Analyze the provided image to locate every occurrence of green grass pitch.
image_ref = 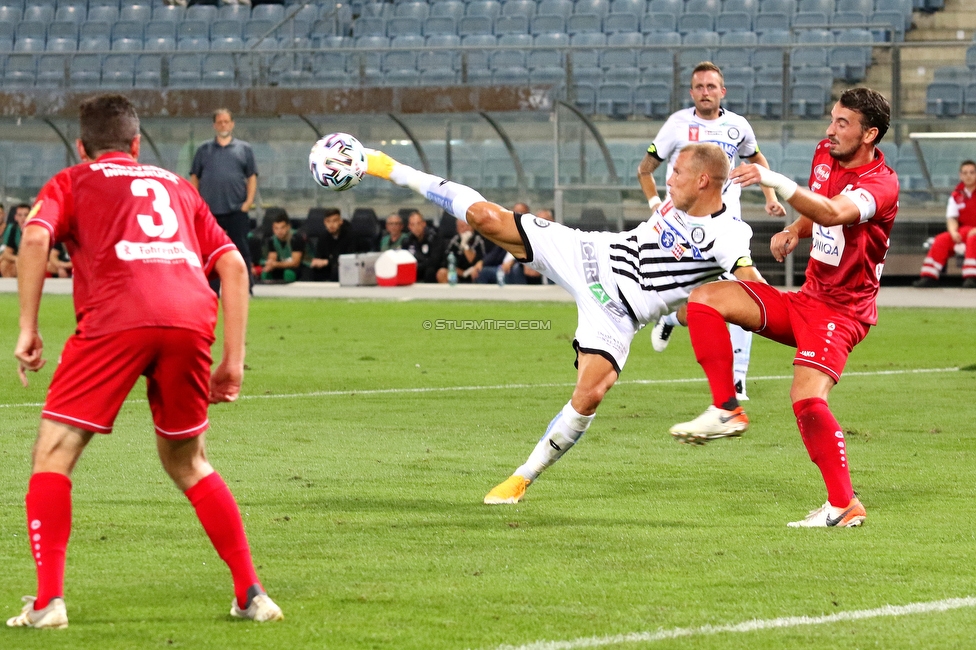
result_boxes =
[1,295,975,649]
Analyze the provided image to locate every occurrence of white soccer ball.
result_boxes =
[309,132,367,191]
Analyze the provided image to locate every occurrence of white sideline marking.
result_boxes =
[489,596,976,650]
[0,367,960,409]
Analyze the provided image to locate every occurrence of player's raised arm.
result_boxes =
[15,223,51,386]
[637,153,663,211]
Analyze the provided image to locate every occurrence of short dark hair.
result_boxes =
[323,208,341,219]
[213,108,232,122]
[839,88,890,145]
[16,203,30,211]
[691,61,724,86]
[272,212,290,225]
[79,94,139,158]
[961,160,976,170]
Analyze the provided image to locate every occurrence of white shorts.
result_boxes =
[515,213,638,374]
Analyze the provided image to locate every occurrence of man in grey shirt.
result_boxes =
[191,108,257,291]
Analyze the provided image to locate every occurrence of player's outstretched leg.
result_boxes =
[730,324,752,401]
[484,401,595,504]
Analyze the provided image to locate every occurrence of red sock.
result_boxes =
[687,302,738,409]
[793,397,854,507]
[26,472,72,610]
[185,473,261,608]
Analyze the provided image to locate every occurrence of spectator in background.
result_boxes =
[310,208,353,282]
[0,203,31,277]
[47,243,72,278]
[190,108,257,293]
[439,219,486,283]
[260,212,305,283]
[914,159,976,288]
[379,213,408,251]
[405,210,444,283]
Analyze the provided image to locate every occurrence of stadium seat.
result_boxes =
[169,52,201,87]
[0,4,21,23]
[467,0,502,20]
[596,82,633,117]
[830,29,872,82]
[634,81,670,118]
[602,31,641,67]
[754,13,789,33]
[685,0,721,13]
[754,30,789,69]
[120,4,152,23]
[568,31,604,68]
[382,48,416,72]
[529,65,566,84]
[749,81,784,118]
[420,16,453,37]
[926,81,963,117]
[422,67,458,85]
[724,0,759,15]
[789,81,829,118]
[679,31,718,68]
[351,35,387,73]
[460,33,496,72]
[870,11,906,43]
[48,20,79,41]
[101,53,135,87]
[218,4,251,22]
[530,32,566,68]
[610,0,645,15]
[357,1,388,19]
[133,53,161,87]
[530,14,565,35]
[831,11,868,30]
[152,5,183,23]
[798,0,832,14]
[577,0,610,17]
[876,0,913,29]
[641,12,676,33]
[793,12,829,28]
[495,15,529,35]
[566,13,602,34]
[385,67,421,86]
[716,12,752,33]
[14,38,45,53]
[759,0,794,15]
[211,36,244,51]
[678,14,714,34]
[965,82,976,115]
[491,47,526,70]
[17,22,46,42]
[419,38,457,72]
[5,53,36,87]
[87,5,118,24]
[648,0,681,13]
[200,52,237,87]
[252,3,285,23]
[394,2,429,20]
[211,19,243,40]
[47,37,76,52]
[387,17,423,37]
[720,31,757,67]
[111,37,141,52]
[493,66,530,84]
[36,53,68,87]
[538,0,573,19]
[178,20,209,42]
[352,17,386,38]
[23,5,55,24]
[601,12,635,33]
[431,0,465,21]
[722,81,750,114]
[177,37,208,52]
[458,16,493,37]
[69,53,100,86]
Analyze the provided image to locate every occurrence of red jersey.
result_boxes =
[27,152,237,338]
[802,139,899,325]
[947,182,976,228]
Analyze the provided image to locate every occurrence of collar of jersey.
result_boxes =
[691,107,725,121]
[94,152,135,164]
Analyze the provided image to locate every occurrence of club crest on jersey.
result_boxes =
[727,127,740,140]
[533,217,551,228]
[690,226,705,244]
[814,164,830,182]
[688,125,699,142]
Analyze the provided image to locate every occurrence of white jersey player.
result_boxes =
[637,62,787,400]
[363,142,763,504]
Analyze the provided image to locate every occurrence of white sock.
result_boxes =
[662,312,681,327]
[388,164,485,224]
[516,402,595,481]
[730,324,752,391]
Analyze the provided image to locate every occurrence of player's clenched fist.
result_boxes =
[14,328,45,387]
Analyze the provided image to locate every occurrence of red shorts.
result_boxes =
[42,327,214,439]
[738,282,870,383]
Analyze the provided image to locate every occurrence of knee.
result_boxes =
[572,384,608,415]
[466,203,500,236]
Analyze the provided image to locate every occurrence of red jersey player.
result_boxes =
[668,88,898,528]
[8,95,282,628]
[914,159,976,288]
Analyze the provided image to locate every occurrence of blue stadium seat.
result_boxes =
[5,53,36,87]
[431,0,465,21]
[46,36,75,51]
[537,0,573,19]
[530,14,565,35]
[759,0,794,15]
[677,14,713,34]
[120,4,152,23]
[202,52,237,87]
[790,81,829,117]
[603,13,638,34]
[723,65,754,88]
[352,34,387,73]
[634,81,670,117]
[720,31,757,67]
[754,29,789,69]
[754,13,789,32]
[79,26,111,52]
[382,48,416,72]
[679,31,718,68]
[531,31,567,67]
[610,0,645,16]
[422,67,458,85]
[596,82,633,117]
[47,20,78,41]
[357,1,388,19]
[602,31,641,67]
[23,5,55,23]
[576,0,610,17]
[641,12,676,32]
[724,0,759,15]
[723,81,749,113]
[793,12,829,28]
[498,32,532,47]
[500,0,535,18]
[458,15,492,36]
[870,11,906,42]
[387,17,423,37]
[146,21,176,41]
[648,0,681,13]
[134,53,161,87]
[177,37,209,52]
[69,53,100,86]
[251,3,285,23]
[310,18,340,42]
[421,34,459,70]
[460,32,496,72]
[423,16,456,37]
[218,4,250,22]
[212,19,243,40]
[490,47,525,70]
[169,52,201,87]
[15,37,44,53]
[831,11,868,30]
[384,67,421,86]
[394,2,429,19]
[101,52,135,87]
[0,4,21,23]
[111,37,141,51]
[964,82,976,114]
[749,81,783,118]
[186,4,217,24]
[494,15,528,34]
[353,17,386,38]
[568,31,604,68]
[876,0,912,30]
[152,5,183,23]
[391,33,424,49]
[211,36,244,51]
[36,53,67,86]
[467,0,502,20]
[604,64,639,82]
[798,0,832,14]
[830,29,872,82]
[566,13,601,34]
[493,66,530,85]
[716,12,752,33]
[178,20,209,42]
[112,21,144,42]
[685,0,720,14]
[87,5,118,24]
[529,65,565,84]
[844,0,874,14]
[926,81,963,117]
[17,22,46,42]
[144,36,175,51]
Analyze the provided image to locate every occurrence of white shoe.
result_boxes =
[734,379,749,402]
[6,596,68,629]
[230,594,284,622]
[787,498,866,528]
[669,405,749,444]
[650,316,674,352]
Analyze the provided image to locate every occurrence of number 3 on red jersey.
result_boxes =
[132,178,178,239]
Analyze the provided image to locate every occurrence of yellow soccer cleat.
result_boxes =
[484,475,531,505]
[363,148,398,180]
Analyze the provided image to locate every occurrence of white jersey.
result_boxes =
[648,107,761,218]
[608,198,754,324]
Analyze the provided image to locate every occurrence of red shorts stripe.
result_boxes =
[738,281,870,382]
[43,327,214,439]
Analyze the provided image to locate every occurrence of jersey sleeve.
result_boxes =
[191,189,236,275]
[947,195,961,219]
[190,145,205,178]
[244,145,258,177]
[736,120,760,159]
[850,171,899,225]
[26,170,73,242]
[649,115,680,162]
[712,221,754,273]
